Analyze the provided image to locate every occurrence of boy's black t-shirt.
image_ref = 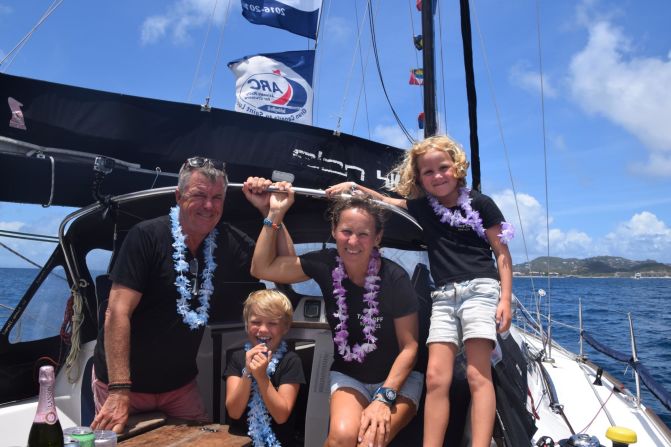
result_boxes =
[224,349,306,446]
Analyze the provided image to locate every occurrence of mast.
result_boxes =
[459,0,481,192]
[421,0,437,138]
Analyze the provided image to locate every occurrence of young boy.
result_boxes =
[224,289,306,446]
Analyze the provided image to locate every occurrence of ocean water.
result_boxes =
[513,276,671,428]
[2,269,670,428]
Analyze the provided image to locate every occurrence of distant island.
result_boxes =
[513,256,671,278]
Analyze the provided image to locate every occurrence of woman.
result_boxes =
[251,186,422,447]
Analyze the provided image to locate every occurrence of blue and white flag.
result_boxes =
[241,0,321,39]
[228,50,315,125]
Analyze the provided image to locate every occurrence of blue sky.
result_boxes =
[1,0,671,268]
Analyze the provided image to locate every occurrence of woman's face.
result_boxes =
[332,207,382,267]
[417,149,460,202]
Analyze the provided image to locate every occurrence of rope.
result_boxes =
[203,0,233,109]
[0,0,64,71]
[366,0,414,144]
[64,286,84,384]
[351,1,373,138]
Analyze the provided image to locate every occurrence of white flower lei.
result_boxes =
[245,340,288,447]
[427,188,514,244]
[331,249,381,363]
[169,206,218,329]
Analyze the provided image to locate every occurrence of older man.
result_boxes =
[91,158,289,433]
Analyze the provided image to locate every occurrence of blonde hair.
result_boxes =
[390,135,469,199]
[243,289,293,329]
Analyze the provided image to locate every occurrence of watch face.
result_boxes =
[385,389,397,401]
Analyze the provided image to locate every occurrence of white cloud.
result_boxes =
[321,16,351,44]
[602,212,671,261]
[0,4,12,15]
[0,221,24,232]
[141,0,234,45]
[493,189,594,261]
[568,16,671,176]
[493,188,671,263]
[509,62,558,98]
[372,124,411,149]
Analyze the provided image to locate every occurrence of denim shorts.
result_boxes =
[330,370,424,409]
[426,277,500,347]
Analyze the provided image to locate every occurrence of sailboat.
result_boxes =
[1,1,670,446]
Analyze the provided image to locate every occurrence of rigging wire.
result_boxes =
[534,0,553,352]
[312,0,333,125]
[334,0,373,136]
[469,0,542,315]
[366,0,415,144]
[436,1,448,133]
[187,0,219,103]
[203,0,233,110]
[0,0,64,71]
[351,1,372,139]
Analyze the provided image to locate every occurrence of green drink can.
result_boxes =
[63,426,95,447]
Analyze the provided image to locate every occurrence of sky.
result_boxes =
[1,0,671,268]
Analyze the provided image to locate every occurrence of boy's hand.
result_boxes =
[246,344,271,379]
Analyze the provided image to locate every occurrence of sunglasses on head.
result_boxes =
[183,157,226,172]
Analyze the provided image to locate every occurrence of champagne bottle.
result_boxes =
[27,365,64,447]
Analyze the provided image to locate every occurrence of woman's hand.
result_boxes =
[357,400,392,447]
[268,181,294,215]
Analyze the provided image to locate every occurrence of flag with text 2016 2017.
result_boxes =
[228,50,315,125]
[241,0,322,39]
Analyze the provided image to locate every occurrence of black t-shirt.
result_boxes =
[224,349,306,446]
[407,189,505,286]
[93,214,256,393]
[299,249,418,383]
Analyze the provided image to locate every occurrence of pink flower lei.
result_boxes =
[427,187,514,245]
[331,249,381,363]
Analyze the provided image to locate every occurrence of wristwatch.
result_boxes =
[373,386,397,406]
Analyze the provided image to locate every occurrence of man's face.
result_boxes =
[175,171,226,240]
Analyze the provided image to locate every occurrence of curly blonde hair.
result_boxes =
[390,135,469,199]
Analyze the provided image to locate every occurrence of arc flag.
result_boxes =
[241,0,322,39]
[228,50,315,125]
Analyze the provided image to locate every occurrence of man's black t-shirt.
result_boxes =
[299,249,418,384]
[224,349,306,446]
[407,190,504,286]
[93,214,256,393]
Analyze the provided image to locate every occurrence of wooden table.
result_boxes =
[119,422,251,447]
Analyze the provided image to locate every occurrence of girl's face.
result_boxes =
[246,311,289,352]
[332,207,382,269]
[417,149,459,203]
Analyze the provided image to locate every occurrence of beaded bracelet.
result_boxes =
[263,218,283,231]
[241,367,253,379]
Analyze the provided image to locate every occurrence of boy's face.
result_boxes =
[247,312,290,352]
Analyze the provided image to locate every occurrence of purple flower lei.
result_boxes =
[427,188,514,245]
[331,249,381,363]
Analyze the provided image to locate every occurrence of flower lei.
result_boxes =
[170,206,218,329]
[427,188,514,244]
[331,249,381,363]
[245,340,288,447]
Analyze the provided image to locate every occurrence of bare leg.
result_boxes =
[423,342,458,447]
[326,388,367,447]
[464,338,495,447]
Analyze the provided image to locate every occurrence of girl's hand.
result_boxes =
[325,181,357,197]
[496,298,512,333]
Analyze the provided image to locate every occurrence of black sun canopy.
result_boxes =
[0,73,404,207]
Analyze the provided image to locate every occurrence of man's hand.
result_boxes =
[358,400,392,447]
[91,390,130,434]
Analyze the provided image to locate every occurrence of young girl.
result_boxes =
[225,289,306,447]
[251,192,423,447]
[327,135,514,447]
